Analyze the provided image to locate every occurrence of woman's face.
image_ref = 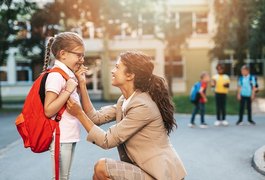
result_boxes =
[111,58,131,88]
[62,46,85,72]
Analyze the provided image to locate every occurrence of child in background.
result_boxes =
[211,64,230,126]
[236,65,257,125]
[189,72,210,128]
[43,32,85,180]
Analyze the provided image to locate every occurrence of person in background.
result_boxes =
[211,64,230,126]
[236,65,257,125]
[189,72,210,128]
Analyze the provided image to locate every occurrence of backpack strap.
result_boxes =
[49,67,70,81]
[238,76,243,86]
[54,124,60,180]
[47,67,70,180]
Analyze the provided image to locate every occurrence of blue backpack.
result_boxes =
[190,81,201,103]
[239,75,259,93]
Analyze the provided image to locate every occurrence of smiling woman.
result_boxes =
[67,51,187,180]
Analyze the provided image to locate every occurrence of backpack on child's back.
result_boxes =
[238,75,259,93]
[190,82,201,104]
[15,67,69,180]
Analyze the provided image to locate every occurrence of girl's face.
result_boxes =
[61,46,85,72]
[111,58,133,88]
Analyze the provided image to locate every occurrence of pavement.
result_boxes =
[0,101,265,180]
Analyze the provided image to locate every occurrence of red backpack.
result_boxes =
[15,67,69,180]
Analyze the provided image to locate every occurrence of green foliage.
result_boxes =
[212,0,265,61]
[0,0,38,61]
[38,0,100,29]
[248,0,265,59]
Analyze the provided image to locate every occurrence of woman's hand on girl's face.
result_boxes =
[67,98,82,116]
[75,65,88,85]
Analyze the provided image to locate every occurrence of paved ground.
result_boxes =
[0,101,265,180]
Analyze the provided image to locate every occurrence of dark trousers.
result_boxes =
[191,102,205,124]
[215,93,227,121]
[238,96,252,122]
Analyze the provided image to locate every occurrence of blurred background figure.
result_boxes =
[211,64,230,127]
[236,65,257,126]
[189,72,210,129]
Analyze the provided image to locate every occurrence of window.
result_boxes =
[16,62,32,82]
[218,59,264,76]
[165,56,184,78]
[193,12,208,34]
[249,61,263,75]
[0,61,7,82]
[0,71,7,81]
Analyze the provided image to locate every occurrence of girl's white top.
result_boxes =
[45,60,81,143]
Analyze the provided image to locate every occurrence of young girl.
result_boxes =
[43,32,85,180]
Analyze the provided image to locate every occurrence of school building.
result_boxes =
[1,0,264,102]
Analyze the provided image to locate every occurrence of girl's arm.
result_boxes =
[44,78,77,118]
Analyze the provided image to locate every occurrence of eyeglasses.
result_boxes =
[66,50,85,60]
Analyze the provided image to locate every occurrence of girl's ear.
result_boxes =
[59,50,67,60]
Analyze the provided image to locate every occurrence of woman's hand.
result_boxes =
[67,98,82,117]
[75,65,88,86]
[67,98,94,133]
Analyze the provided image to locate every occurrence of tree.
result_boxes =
[0,0,38,108]
[158,2,193,95]
[248,0,265,59]
[212,0,265,74]
[212,1,251,60]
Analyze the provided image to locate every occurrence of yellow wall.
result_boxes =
[182,48,211,94]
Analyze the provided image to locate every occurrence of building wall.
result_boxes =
[99,37,165,100]
[183,48,211,94]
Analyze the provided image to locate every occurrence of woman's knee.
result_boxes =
[94,158,109,179]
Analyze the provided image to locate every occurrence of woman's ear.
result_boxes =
[126,72,135,81]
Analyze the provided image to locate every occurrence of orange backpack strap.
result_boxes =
[54,124,60,180]
[49,67,70,81]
